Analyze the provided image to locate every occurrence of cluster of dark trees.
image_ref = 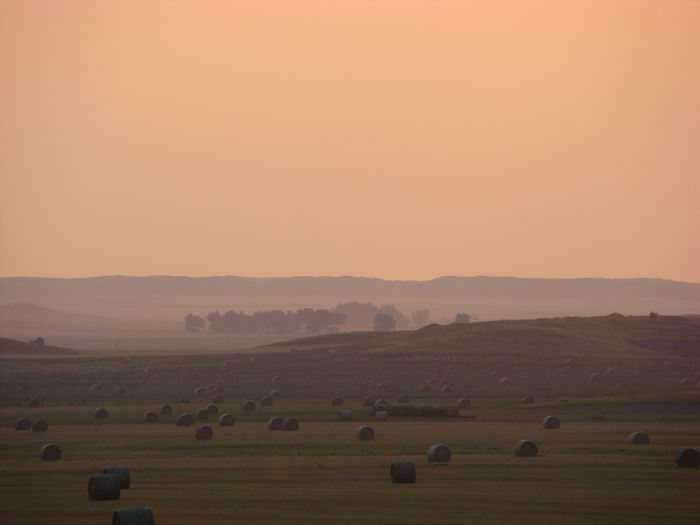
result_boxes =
[185,308,346,335]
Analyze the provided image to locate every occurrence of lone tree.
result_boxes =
[453,313,471,324]
[373,313,397,332]
[184,314,206,332]
[31,336,45,345]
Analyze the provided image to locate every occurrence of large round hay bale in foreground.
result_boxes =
[32,420,48,432]
[176,413,195,427]
[261,396,273,406]
[361,397,376,407]
[27,399,40,408]
[331,396,344,407]
[15,418,31,431]
[205,404,219,417]
[241,400,256,412]
[427,444,452,463]
[283,417,299,431]
[103,467,130,489]
[514,440,539,457]
[337,410,353,421]
[112,507,154,525]
[40,443,61,461]
[143,411,159,423]
[457,398,471,409]
[521,396,535,405]
[268,417,284,431]
[675,448,700,468]
[159,404,173,417]
[375,411,389,421]
[195,425,213,441]
[95,408,109,419]
[626,432,650,445]
[195,408,208,421]
[218,413,235,426]
[543,416,561,429]
[397,394,410,404]
[356,426,375,440]
[390,461,416,484]
[88,474,121,500]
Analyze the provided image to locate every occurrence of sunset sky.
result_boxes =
[1,1,698,281]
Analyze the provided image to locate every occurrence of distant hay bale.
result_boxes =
[589,372,599,381]
[221,361,234,372]
[95,408,109,419]
[375,383,385,391]
[675,448,700,468]
[40,443,61,461]
[159,404,173,417]
[337,409,353,421]
[143,411,159,423]
[205,404,219,417]
[680,378,690,387]
[195,408,208,421]
[440,385,453,394]
[375,398,389,407]
[427,444,452,463]
[195,387,206,398]
[272,376,280,385]
[418,384,430,392]
[144,367,153,375]
[557,398,571,404]
[543,416,561,429]
[32,420,48,432]
[498,377,511,386]
[390,461,416,483]
[457,398,471,409]
[27,398,40,408]
[112,507,154,525]
[375,411,389,421]
[605,367,615,375]
[283,417,299,431]
[176,413,195,427]
[91,384,102,392]
[241,400,257,412]
[114,387,126,396]
[249,356,256,363]
[331,396,344,407]
[514,440,538,457]
[102,467,130,489]
[218,413,235,426]
[195,425,214,440]
[211,394,224,404]
[213,385,224,394]
[261,396,273,406]
[696,381,700,390]
[521,396,535,405]
[267,417,284,431]
[362,397,376,407]
[88,474,121,501]
[626,431,650,445]
[356,426,375,440]
[270,389,282,400]
[206,384,216,392]
[15,418,31,431]
[397,394,410,404]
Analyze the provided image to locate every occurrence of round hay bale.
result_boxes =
[91,383,103,392]
[267,417,284,431]
[15,418,31,431]
[521,396,535,405]
[440,385,453,394]
[95,408,109,419]
[390,461,416,483]
[680,378,690,387]
[159,404,173,417]
[457,398,471,409]
[514,440,539,457]
[113,507,154,525]
[589,372,599,381]
[31,420,48,432]
[144,367,153,376]
[675,448,700,468]
[375,411,389,421]
[605,367,615,375]
[426,444,452,463]
[40,443,61,461]
[206,383,216,392]
[143,411,159,423]
[375,383,385,391]
[241,399,256,412]
[221,360,234,372]
[418,384,430,392]
[498,377,510,386]
[176,413,195,427]
[195,408,208,421]
[213,386,224,395]
[696,381,700,390]
[206,404,219,417]
[356,426,375,440]
[283,417,299,431]
[103,467,130,489]
[195,387,206,398]
[211,394,224,404]
[261,396,273,406]
[249,356,256,363]
[88,474,121,500]
[270,389,282,400]
[543,416,561,429]
[114,387,126,396]
[331,396,344,407]
[397,394,410,404]
[218,413,235,426]
[375,398,389,407]
[27,398,40,408]
[557,397,571,404]
[195,425,214,440]
[362,396,376,407]
[626,431,650,445]
[337,409,353,421]
[271,376,280,385]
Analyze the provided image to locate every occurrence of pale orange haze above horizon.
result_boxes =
[1,1,699,282]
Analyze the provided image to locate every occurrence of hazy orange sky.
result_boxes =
[1,1,698,281]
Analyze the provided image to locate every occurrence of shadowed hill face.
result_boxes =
[271,315,700,360]
[0,337,75,355]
